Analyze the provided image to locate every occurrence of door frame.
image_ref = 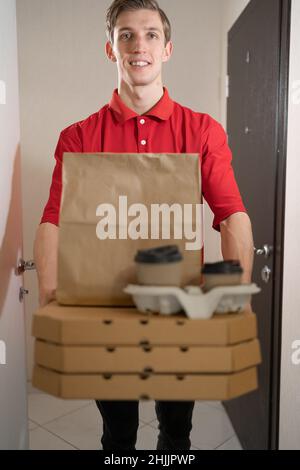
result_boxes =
[227,0,291,449]
[270,0,291,450]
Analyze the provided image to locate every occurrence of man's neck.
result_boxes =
[118,82,164,115]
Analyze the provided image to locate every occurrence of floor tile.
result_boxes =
[202,401,224,411]
[29,427,76,450]
[27,382,45,395]
[190,443,215,450]
[149,419,159,430]
[44,402,163,450]
[190,402,235,449]
[136,424,159,450]
[28,420,39,431]
[139,400,156,424]
[217,435,243,450]
[28,393,91,425]
[43,402,102,450]
[28,394,237,451]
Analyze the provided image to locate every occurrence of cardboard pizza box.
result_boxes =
[32,365,258,401]
[34,338,261,374]
[32,302,257,347]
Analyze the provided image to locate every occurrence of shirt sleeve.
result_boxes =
[201,117,247,232]
[40,125,82,226]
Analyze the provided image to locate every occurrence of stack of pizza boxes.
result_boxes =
[32,153,261,400]
[32,302,261,401]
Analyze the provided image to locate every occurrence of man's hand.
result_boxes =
[244,302,253,313]
[39,288,56,308]
[220,212,254,283]
[34,223,59,308]
[220,212,254,312]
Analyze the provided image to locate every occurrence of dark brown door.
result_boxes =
[224,0,290,449]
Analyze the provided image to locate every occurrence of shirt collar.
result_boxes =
[108,87,174,124]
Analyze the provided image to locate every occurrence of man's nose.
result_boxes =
[131,35,147,52]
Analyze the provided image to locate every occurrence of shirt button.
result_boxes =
[140,119,146,125]
[141,140,147,146]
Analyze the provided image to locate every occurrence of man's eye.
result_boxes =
[149,33,158,39]
[120,33,131,40]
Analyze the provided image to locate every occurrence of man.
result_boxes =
[34,0,254,450]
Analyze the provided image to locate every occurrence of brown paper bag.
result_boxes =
[56,153,203,306]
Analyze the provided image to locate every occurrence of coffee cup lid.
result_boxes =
[201,260,243,274]
[135,245,183,264]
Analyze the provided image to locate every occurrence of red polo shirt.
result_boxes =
[41,87,247,231]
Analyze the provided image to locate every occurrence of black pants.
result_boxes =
[95,400,195,450]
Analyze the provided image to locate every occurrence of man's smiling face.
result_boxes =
[106,9,173,88]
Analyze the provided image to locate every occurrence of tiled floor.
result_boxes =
[27,383,242,450]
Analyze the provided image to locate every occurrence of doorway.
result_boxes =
[224,0,290,450]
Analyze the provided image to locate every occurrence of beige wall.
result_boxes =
[220,0,250,127]
[16,0,249,376]
[279,0,300,450]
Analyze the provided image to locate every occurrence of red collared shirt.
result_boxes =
[41,87,247,231]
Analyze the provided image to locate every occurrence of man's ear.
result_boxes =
[105,41,117,63]
[162,41,173,63]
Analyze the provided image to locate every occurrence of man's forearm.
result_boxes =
[220,212,254,284]
[33,222,58,306]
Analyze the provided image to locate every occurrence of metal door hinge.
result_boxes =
[19,287,29,302]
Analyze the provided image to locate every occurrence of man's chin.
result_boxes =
[129,76,159,87]
[131,81,150,86]
[127,73,158,87]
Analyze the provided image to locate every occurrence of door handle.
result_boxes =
[16,259,36,276]
[254,245,273,259]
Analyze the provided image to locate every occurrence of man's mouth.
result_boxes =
[129,61,151,68]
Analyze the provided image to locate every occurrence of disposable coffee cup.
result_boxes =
[201,260,243,292]
[135,245,183,286]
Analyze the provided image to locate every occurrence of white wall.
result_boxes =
[279,0,300,450]
[0,0,28,450]
[16,0,226,376]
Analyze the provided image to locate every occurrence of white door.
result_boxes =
[0,0,28,450]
